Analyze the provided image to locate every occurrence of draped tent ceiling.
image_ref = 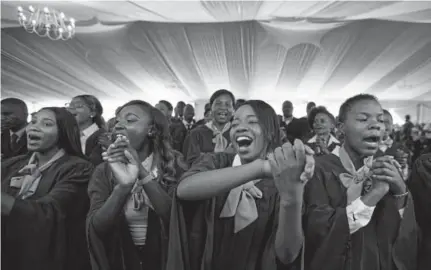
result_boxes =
[2,1,431,122]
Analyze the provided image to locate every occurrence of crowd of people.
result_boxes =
[1,90,430,270]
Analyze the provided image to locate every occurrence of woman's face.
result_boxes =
[341,99,384,157]
[230,105,266,163]
[26,109,59,152]
[382,113,393,140]
[313,113,334,135]
[211,94,234,125]
[67,97,93,126]
[114,105,151,150]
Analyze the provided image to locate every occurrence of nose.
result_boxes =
[369,119,382,131]
[113,122,125,132]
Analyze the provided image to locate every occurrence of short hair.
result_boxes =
[209,89,235,106]
[204,102,211,115]
[308,106,335,128]
[338,94,379,123]
[73,95,105,128]
[282,100,293,107]
[159,100,173,111]
[307,102,316,110]
[1,98,28,115]
[176,101,186,107]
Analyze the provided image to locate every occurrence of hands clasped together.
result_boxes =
[263,139,315,203]
[102,135,149,188]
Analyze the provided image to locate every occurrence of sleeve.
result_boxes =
[86,164,114,270]
[4,160,93,269]
[303,165,351,270]
[184,129,204,165]
[346,198,376,234]
[261,197,304,270]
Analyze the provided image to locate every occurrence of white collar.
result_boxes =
[10,126,26,139]
[81,123,99,138]
[308,134,340,145]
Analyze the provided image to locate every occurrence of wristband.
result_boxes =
[393,191,408,199]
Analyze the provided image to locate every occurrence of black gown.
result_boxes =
[303,154,419,270]
[167,153,300,270]
[1,154,93,270]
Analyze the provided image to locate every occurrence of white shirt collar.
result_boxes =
[308,134,340,145]
[80,123,99,154]
[81,123,99,138]
[10,126,26,140]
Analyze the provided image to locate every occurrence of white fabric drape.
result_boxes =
[1,1,431,122]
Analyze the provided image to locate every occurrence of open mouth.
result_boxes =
[236,136,253,148]
[363,135,380,147]
[217,112,228,118]
[28,133,42,142]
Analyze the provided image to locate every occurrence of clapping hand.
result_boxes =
[371,156,406,195]
[102,135,139,187]
[267,139,315,203]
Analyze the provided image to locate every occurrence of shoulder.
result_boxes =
[414,153,431,172]
[54,155,94,176]
[2,154,30,167]
[189,125,211,137]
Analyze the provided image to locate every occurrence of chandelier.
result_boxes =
[17,6,76,41]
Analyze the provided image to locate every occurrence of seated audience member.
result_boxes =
[306,106,341,156]
[303,94,418,270]
[408,153,431,270]
[1,98,29,159]
[1,107,93,270]
[86,100,187,270]
[183,90,235,165]
[168,100,315,270]
[67,95,106,165]
[171,104,196,152]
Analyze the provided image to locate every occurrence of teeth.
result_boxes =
[236,136,252,142]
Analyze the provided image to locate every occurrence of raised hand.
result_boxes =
[102,135,140,187]
[371,156,406,195]
[268,139,315,202]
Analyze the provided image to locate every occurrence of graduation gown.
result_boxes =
[407,153,431,270]
[1,130,28,159]
[170,120,196,153]
[87,156,187,270]
[1,154,93,270]
[84,128,105,166]
[303,154,419,270]
[182,125,230,165]
[166,153,300,270]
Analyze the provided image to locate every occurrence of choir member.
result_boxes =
[1,107,93,270]
[1,98,28,159]
[183,90,235,165]
[171,104,196,152]
[86,100,187,270]
[168,100,314,270]
[280,101,309,143]
[303,94,419,270]
[67,95,106,165]
[174,101,186,121]
[306,106,341,156]
[408,153,431,270]
[155,100,174,123]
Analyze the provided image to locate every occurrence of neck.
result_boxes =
[137,142,152,164]
[343,143,364,170]
[35,146,60,167]
[284,116,292,120]
[79,121,93,132]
